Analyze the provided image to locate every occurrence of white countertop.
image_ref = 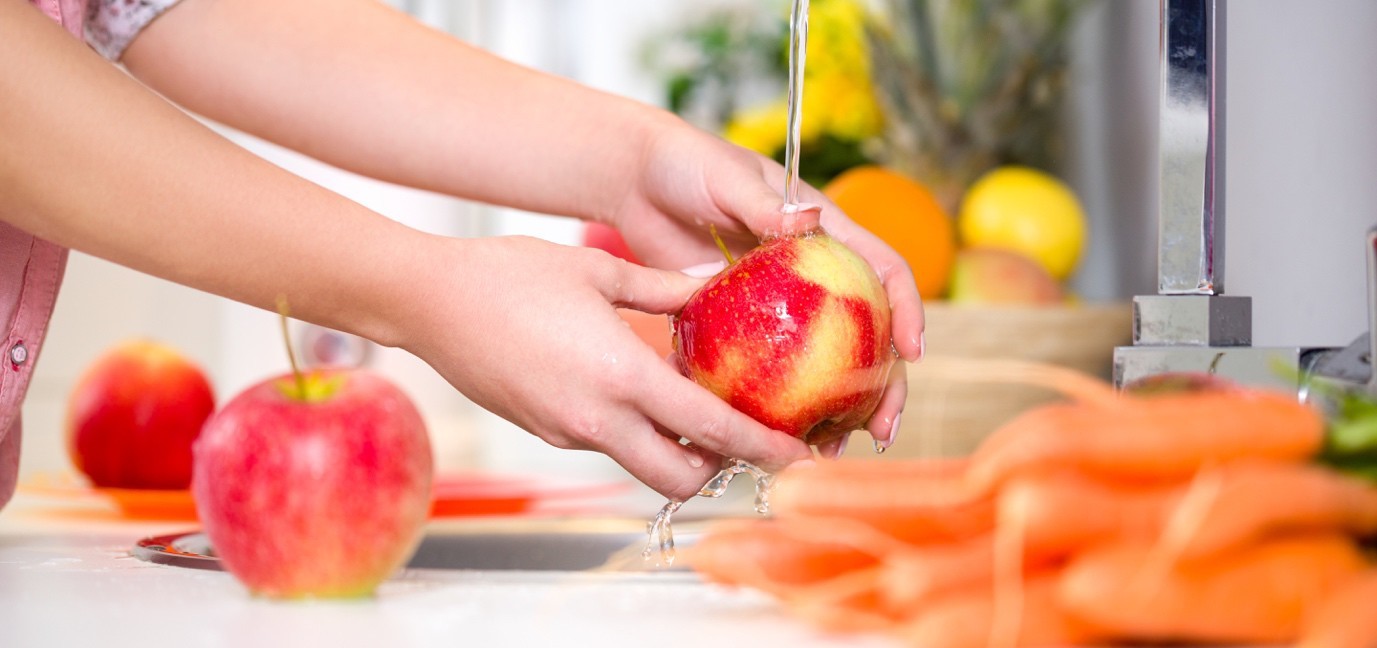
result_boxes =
[0,490,899,648]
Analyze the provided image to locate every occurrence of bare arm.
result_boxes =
[121,0,664,223]
[0,0,814,497]
[0,0,418,346]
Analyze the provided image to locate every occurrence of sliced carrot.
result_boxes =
[999,469,1179,560]
[1059,533,1368,645]
[1161,460,1377,560]
[967,390,1324,494]
[898,572,1100,648]
[684,518,881,595]
[1298,568,1377,648]
[773,457,994,544]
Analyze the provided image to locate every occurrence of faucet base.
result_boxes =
[1113,344,1305,393]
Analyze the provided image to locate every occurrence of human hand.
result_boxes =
[401,235,814,501]
[608,117,923,457]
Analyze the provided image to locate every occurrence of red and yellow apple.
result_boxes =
[66,339,215,490]
[947,247,1064,306]
[673,229,894,446]
[192,369,433,599]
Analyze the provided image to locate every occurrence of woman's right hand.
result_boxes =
[399,235,814,502]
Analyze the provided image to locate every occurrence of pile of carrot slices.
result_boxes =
[685,361,1377,648]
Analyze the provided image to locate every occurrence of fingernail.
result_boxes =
[685,450,704,468]
[917,332,926,362]
[680,261,726,278]
[834,434,850,458]
[885,411,902,448]
[778,203,822,234]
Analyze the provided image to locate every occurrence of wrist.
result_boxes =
[596,105,689,228]
[334,228,455,354]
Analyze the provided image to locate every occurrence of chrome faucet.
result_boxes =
[1112,0,1374,402]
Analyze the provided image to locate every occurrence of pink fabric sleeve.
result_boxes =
[86,0,184,61]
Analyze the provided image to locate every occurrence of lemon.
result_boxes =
[958,166,1087,281]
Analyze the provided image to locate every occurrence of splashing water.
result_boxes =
[642,459,777,566]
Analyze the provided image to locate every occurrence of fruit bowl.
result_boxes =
[843,301,1133,458]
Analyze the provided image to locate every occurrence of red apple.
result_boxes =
[192,369,433,598]
[66,339,215,490]
[673,229,894,446]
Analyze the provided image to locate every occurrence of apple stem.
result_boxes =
[709,224,735,265]
[275,295,307,400]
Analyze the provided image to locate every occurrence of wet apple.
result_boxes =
[674,229,894,446]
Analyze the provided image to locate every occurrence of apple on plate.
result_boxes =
[673,228,894,446]
[193,368,433,599]
[66,339,215,490]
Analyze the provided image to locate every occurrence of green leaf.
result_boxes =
[668,75,696,115]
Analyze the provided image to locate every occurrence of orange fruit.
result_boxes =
[823,165,957,299]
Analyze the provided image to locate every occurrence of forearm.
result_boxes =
[0,1,429,347]
[121,0,672,223]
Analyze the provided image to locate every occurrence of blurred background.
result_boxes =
[19,0,1377,484]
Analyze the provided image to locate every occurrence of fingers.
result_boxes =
[636,363,814,474]
[816,434,848,460]
[590,254,707,314]
[865,360,909,451]
[721,174,822,239]
[596,421,725,502]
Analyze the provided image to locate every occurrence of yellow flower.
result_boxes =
[807,0,870,79]
[804,0,884,141]
[825,74,884,140]
[724,99,790,155]
[724,0,884,151]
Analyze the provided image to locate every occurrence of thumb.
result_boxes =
[599,260,716,315]
[721,175,822,238]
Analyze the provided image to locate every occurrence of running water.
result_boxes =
[782,0,811,210]
[643,0,813,568]
[642,459,777,567]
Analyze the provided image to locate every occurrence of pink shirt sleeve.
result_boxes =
[0,227,68,511]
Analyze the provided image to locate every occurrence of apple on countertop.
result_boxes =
[194,366,433,599]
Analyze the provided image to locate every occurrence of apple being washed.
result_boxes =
[66,339,215,490]
[673,228,894,446]
[193,368,433,598]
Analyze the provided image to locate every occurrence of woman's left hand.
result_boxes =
[608,116,924,458]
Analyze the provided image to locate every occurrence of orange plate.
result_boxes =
[428,473,630,517]
[22,473,630,521]
[18,474,198,521]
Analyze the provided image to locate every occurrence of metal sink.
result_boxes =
[132,517,713,573]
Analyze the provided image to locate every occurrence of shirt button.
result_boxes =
[9,342,28,367]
